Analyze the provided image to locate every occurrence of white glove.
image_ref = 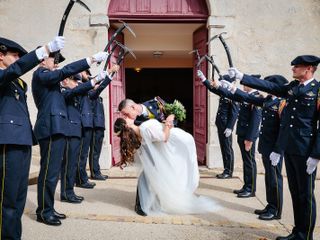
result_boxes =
[270,152,281,166]
[47,36,65,52]
[220,80,233,90]
[306,157,320,175]
[224,128,232,138]
[92,51,109,63]
[228,67,244,80]
[95,70,108,84]
[197,70,206,82]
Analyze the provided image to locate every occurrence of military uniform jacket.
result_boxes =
[32,59,90,140]
[234,89,282,156]
[134,98,166,126]
[88,76,112,129]
[241,74,320,158]
[0,50,39,145]
[202,80,239,131]
[203,80,262,141]
[62,81,93,138]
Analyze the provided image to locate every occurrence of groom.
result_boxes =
[118,97,167,216]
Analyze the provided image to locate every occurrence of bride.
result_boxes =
[114,115,219,215]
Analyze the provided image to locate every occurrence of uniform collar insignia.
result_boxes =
[306,91,316,97]
[311,82,316,87]
[288,90,293,95]
[149,106,153,109]
[272,105,278,110]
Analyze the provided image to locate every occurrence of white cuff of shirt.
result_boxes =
[86,57,93,66]
[35,46,49,61]
[90,79,96,86]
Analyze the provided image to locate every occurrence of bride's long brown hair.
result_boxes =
[114,118,142,167]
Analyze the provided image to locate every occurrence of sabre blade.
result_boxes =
[76,0,91,12]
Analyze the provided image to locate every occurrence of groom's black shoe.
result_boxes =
[135,205,147,216]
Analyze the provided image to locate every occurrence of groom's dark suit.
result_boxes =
[134,97,166,215]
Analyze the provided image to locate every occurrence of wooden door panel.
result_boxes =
[109,28,125,166]
[193,25,207,164]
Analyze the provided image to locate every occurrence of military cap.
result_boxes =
[291,55,320,66]
[70,73,82,81]
[0,37,27,57]
[48,51,65,63]
[85,69,92,76]
[264,75,288,86]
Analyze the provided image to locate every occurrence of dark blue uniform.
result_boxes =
[204,80,262,195]
[241,74,319,239]
[202,80,239,176]
[233,89,284,218]
[32,59,90,221]
[0,50,40,239]
[88,77,112,178]
[61,81,93,200]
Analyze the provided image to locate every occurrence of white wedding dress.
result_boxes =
[136,119,219,215]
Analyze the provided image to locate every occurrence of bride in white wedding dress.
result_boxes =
[114,115,219,215]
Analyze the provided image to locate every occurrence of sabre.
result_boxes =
[198,55,223,80]
[189,49,201,69]
[207,32,234,68]
[103,42,136,71]
[54,0,91,64]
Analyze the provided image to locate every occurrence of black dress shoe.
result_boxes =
[237,190,255,198]
[233,188,245,194]
[74,195,84,201]
[61,195,82,204]
[275,233,296,240]
[76,181,95,189]
[258,212,277,220]
[53,210,66,219]
[36,215,61,226]
[254,207,268,215]
[91,174,107,181]
[216,173,232,179]
[135,205,147,216]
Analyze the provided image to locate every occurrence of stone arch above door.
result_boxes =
[107,0,209,22]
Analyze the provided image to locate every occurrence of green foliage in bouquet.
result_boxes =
[163,100,186,122]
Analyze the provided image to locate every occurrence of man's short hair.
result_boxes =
[118,99,135,111]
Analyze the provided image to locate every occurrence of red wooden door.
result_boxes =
[109,28,125,166]
[193,25,207,164]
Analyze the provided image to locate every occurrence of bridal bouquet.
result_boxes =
[163,100,186,122]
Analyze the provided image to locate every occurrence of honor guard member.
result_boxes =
[220,75,288,220]
[0,36,64,239]
[229,55,320,240]
[88,65,120,180]
[76,71,97,188]
[60,73,104,203]
[197,70,262,198]
[32,50,108,226]
[118,97,167,216]
[197,71,239,179]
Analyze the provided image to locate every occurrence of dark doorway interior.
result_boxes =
[125,68,193,134]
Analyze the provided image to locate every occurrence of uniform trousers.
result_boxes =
[0,144,31,240]
[61,137,81,198]
[36,135,66,219]
[217,127,234,175]
[89,128,104,177]
[284,153,316,240]
[237,136,257,193]
[262,154,283,216]
[76,128,92,184]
